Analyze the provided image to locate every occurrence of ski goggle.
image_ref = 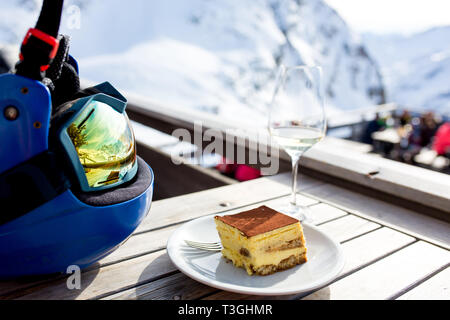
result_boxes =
[58,92,137,192]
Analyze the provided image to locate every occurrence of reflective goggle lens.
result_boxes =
[67,100,136,189]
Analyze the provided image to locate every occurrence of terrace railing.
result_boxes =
[119,90,450,222]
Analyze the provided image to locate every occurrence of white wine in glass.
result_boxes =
[269,65,326,222]
[270,126,324,158]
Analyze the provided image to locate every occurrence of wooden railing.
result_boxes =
[123,91,450,222]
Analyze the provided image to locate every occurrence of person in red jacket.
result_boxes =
[433,122,450,156]
[216,157,261,181]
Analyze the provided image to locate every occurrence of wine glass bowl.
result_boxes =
[269,65,326,222]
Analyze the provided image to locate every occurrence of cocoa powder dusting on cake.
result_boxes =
[214,205,299,237]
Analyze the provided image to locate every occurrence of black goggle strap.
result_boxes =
[15,0,64,80]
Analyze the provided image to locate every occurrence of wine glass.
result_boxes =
[268,65,326,222]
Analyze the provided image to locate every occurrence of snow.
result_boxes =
[1,0,385,127]
[363,26,450,117]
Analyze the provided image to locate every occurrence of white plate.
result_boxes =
[166,215,345,296]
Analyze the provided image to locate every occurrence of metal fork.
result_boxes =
[184,240,222,252]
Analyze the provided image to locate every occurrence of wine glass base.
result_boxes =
[277,203,313,223]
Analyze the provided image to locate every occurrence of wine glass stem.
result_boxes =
[291,156,301,207]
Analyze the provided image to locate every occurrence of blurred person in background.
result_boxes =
[399,110,412,126]
[419,112,439,147]
[362,113,385,145]
[433,122,450,158]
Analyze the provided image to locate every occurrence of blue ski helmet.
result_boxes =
[0,0,154,279]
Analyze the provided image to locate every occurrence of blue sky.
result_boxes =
[324,0,450,35]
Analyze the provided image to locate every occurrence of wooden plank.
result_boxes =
[242,194,319,210]
[0,274,62,298]
[103,272,217,300]
[0,228,178,298]
[303,183,450,249]
[396,267,450,300]
[134,172,322,234]
[98,225,179,267]
[302,241,450,300]
[9,250,176,300]
[308,203,348,225]
[319,137,372,154]
[338,227,415,275]
[316,215,380,243]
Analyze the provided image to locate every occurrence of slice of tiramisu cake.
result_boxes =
[214,205,307,276]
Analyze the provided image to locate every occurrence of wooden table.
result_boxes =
[1,173,449,300]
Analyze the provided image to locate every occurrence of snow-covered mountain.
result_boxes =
[0,0,385,126]
[364,27,450,117]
